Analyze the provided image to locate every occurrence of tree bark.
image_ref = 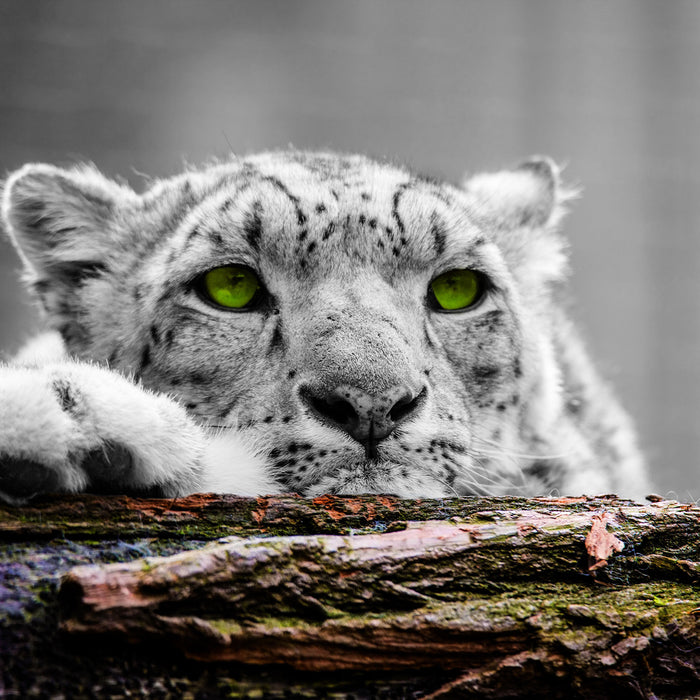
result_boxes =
[2,493,700,698]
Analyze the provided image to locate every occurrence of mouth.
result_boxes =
[284,451,461,498]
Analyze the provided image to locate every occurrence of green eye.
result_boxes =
[429,269,483,311]
[201,266,261,309]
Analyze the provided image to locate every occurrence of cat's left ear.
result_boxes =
[462,157,578,284]
[462,157,574,229]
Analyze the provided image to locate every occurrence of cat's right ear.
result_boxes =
[2,163,137,279]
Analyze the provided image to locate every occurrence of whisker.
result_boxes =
[466,452,529,493]
[408,462,462,497]
[471,434,573,462]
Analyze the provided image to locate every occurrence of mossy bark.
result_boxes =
[2,493,700,698]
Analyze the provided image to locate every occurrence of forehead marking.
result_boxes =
[244,200,264,251]
[391,182,411,235]
[258,174,307,227]
[430,212,447,258]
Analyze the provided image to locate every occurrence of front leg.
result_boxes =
[0,362,207,504]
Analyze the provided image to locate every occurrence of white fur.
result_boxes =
[200,430,276,496]
[0,335,278,503]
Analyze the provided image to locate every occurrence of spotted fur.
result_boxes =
[0,151,649,503]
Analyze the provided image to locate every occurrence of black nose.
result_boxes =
[300,383,425,449]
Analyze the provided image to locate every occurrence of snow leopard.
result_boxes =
[0,151,649,505]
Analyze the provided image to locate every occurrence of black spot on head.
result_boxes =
[473,366,500,380]
[149,324,160,345]
[244,202,264,250]
[358,214,366,225]
[430,214,447,257]
[263,416,273,423]
[307,241,317,254]
[322,222,336,241]
[496,402,507,412]
[297,210,307,226]
[392,246,401,257]
[361,192,371,201]
[282,415,292,423]
[368,218,378,229]
[52,379,79,414]
[392,185,408,234]
[288,370,297,379]
[139,344,151,374]
[315,203,327,214]
[299,229,308,242]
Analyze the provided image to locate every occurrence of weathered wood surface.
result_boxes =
[2,492,700,698]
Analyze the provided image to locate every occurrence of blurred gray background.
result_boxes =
[1,0,698,497]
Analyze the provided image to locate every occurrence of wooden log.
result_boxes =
[2,493,700,697]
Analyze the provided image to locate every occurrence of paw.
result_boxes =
[0,363,206,504]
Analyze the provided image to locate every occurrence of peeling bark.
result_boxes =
[2,493,700,698]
